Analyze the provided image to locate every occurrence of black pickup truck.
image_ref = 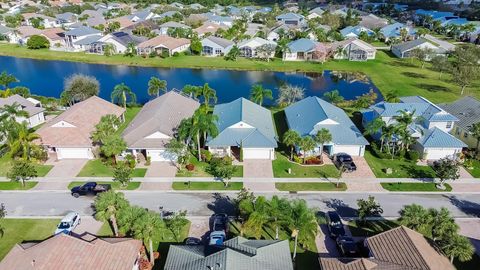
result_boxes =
[71,182,111,198]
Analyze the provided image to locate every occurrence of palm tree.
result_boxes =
[182,85,202,99]
[117,206,147,235]
[364,118,386,149]
[147,77,167,97]
[132,211,164,265]
[398,204,430,233]
[197,110,218,144]
[250,84,273,106]
[277,84,305,106]
[268,195,290,239]
[299,136,316,164]
[124,42,136,57]
[111,83,136,108]
[0,71,18,90]
[0,102,28,122]
[103,43,115,56]
[283,130,301,161]
[288,199,318,260]
[8,123,40,160]
[315,128,332,163]
[468,122,480,156]
[428,207,458,242]
[243,196,270,239]
[91,114,121,144]
[323,90,344,105]
[440,234,474,263]
[200,83,217,106]
[94,190,129,237]
[384,91,400,102]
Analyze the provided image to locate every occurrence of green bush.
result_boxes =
[200,149,212,162]
[26,35,50,49]
[407,150,420,162]
[173,52,180,57]
[124,154,136,168]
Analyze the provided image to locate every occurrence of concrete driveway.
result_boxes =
[73,216,105,236]
[243,159,273,178]
[342,157,375,179]
[145,162,177,177]
[46,159,88,178]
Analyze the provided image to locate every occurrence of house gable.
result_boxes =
[145,131,171,139]
[229,121,254,129]
[52,120,75,128]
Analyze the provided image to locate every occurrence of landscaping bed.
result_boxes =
[76,159,147,177]
[175,155,243,178]
[67,181,141,190]
[171,181,243,190]
[0,181,38,190]
[364,150,436,178]
[272,154,339,178]
[381,182,452,192]
[275,182,347,191]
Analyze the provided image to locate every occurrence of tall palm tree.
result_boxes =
[268,195,290,240]
[197,110,218,143]
[8,123,40,160]
[103,43,115,56]
[182,85,202,99]
[200,83,217,106]
[428,207,458,242]
[117,206,147,235]
[323,90,344,105]
[250,84,273,106]
[91,114,121,144]
[398,204,430,232]
[283,130,301,161]
[132,211,164,265]
[288,199,318,260]
[243,196,270,239]
[147,77,167,97]
[440,234,474,263]
[0,102,28,122]
[94,191,129,237]
[315,128,332,163]
[111,83,136,108]
[364,118,386,150]
[468,122,480,156]
[299,136,316,164]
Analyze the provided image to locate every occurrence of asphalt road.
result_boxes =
[1,191,480,218]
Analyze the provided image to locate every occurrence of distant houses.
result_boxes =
[137,35,190,56]
[201,36,234,57]
[391,38,447,59]
[0,95,45,128]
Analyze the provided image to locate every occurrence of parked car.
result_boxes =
[71,182,111,198]
[184,237,201,245]
[212,213,229,233]
[209,231,226,246]
[333,153,357,172]
[54,211,80,235]
[326,211,345,238]
[336,236,359,256]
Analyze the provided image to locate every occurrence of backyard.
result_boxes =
[76,159,147,177]
[364,150,436,178]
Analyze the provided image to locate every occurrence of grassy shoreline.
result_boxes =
[1,44,478,103]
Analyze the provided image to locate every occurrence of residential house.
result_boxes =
[16,26,43,45]
[78,10,107,28]
[204,13,234,27]
[283,38,331,62]
[37,96,125,160]
[267,24,299,42]
[22,13,57,28]
[340,25,375,39]
[164,237,293,270]
[89,31,145,54]
[245,23,263,37]
[40,27,66,49]
[128,9,158,23]
[122,91,200,162]
[362,96,466,160]
[55,12,77,27]
[201,36,234,56]
[194,22,229,37]
[169,2,184,9]
[331,38,376,61]
[319,226,455,270]
[64,26,103,51]
[107,16,136,30]
[276,12,305,26]
[137,35,190,56]
[158,21,190,35]
[237,37,276,58]
[380,22,415,42]
[415,9,459,24]
[0,233,143,270]
[189,3,205,10]
[285,96,369,157]
[439,96,480,149]
[0,25,19,43]
[307,7,324,19]
[391,38,446,59]
[207,98,277,160]
[0,95,45,128]
[423,34,456,52]
[358,14,389,30]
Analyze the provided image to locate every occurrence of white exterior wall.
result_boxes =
[283,52,299,61]
[428,121,454,133]
[103,38,128,53]
[56,147,94,159]
[243,148,275,160]
[208,146,231,157]
[422,147,462,160]
[27,112,45,128]
[170,43,190,55]
[146,149,176,162]
[332,145,365,157]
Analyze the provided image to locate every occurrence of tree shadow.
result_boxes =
[322,198,357,218]
[447,195,480,218]
[206,193,236,216]
[416,83,450,92]
[402,72,427,79]
[400,164,435,179]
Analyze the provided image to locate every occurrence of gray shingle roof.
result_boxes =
[0,94,44,116]
[287,38,317,53]
[122,91,200,149]
[438,96,480,131]
[391,38,445,54]
[285,97,368,146]
[64,26,101,37]
[164,237,293,270]
[207,98,277,148]
[203,36,234,48]
[417,127,466,148]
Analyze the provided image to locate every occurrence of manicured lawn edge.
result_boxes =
[171,181,243,190]
[275,182,347,191]
[76,159,147,177]
[381,182,452,192]
[67,181,141,190]
[0,181,38,190]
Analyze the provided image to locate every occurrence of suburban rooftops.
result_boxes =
[438,96,480,131]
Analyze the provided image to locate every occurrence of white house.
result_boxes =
[64,26,103,51]
[0,95,45,128]
[237,37,276,58]
[331,38,376,61]
[22,13,57,28]
[391,38,447,59]
[137,35,190,56]
[201,36,234,56]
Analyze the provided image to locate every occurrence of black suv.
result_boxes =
[336,236,359,256]
[212,213,229,233]
[326,211,345,238]
[333,153,357,172]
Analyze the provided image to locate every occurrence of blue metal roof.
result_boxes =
[415,9,457,20]
[418,127,466,148]
[276,13,304,21]
[207,98,277,148]
[340,26,374,37]
[441,18,469,27]
[380,23,416,38]
[287,38,317,53]
[285,97,368,146]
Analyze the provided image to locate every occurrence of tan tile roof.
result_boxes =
[37,96,125,147]
[0,233,142,270]
[108,16,135,29]
[41,27,65,41]
[194,22,228,35]
[137,35,190,50]
[17,26,43,38]
[365,226,455,270]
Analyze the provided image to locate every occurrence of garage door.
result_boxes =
[243,148,273,160]
[147,150,177,162]
[57,148,92,159]
[333,145,364,157]
[425,148,459,160]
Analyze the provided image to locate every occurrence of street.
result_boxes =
[1,191,480,218]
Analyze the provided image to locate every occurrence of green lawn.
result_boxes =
[0,181,38,190]
[68,181,141,190]
[364,150,436,178]
[176,156,243,177]
[172,181,243,190]
[0,219,59,260]
[0,155,53,177]
[275,182,347,191]
[76,159,147,177]
[347,220,399,237]
[273,154,340,178]
[381,182,452,192]
[464,159,480,178]
[1,44,477,103]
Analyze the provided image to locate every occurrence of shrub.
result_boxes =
[200,149,212,162]
[293,155,303,164]
[160,50,170,58]
[407,150,420,162]
[172,52,180,57]
[124,154,136,168]
[305,156,322,165]
[186,164,195,171]
[26,35,49,49]
[148,51,157,58]
[222,156,233,166]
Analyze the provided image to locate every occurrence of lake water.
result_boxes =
[0,56,382,105]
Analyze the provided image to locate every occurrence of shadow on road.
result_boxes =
[207,193,236,216]
[322,198,357,218]
[447,195,480,218]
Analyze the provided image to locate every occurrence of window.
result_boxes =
[446,121,452,128]
[464,132,469,138]
[456,127,460,135]
[202,46,212,55]
[215,48,222,55]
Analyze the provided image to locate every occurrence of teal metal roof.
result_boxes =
[207,98,277,148]
[418,127,466,148]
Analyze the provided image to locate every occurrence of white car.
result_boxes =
[54,211,81,235]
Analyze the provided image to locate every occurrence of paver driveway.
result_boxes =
[342,157,375,179]
[145,162,177,177]
[46,159,88,178]
[243,160,273,178]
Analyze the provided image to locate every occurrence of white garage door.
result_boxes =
[147,149,176,162]
[57,148,92,159]
[243,148,273,160]
[425,148,459,160]
[333,145,364,157]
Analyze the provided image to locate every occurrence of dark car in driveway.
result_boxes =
[336,236,359,256]
[71,182,111,198]
[212,213,229,233]
[326,211,345,238]
[333,153,357,172]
